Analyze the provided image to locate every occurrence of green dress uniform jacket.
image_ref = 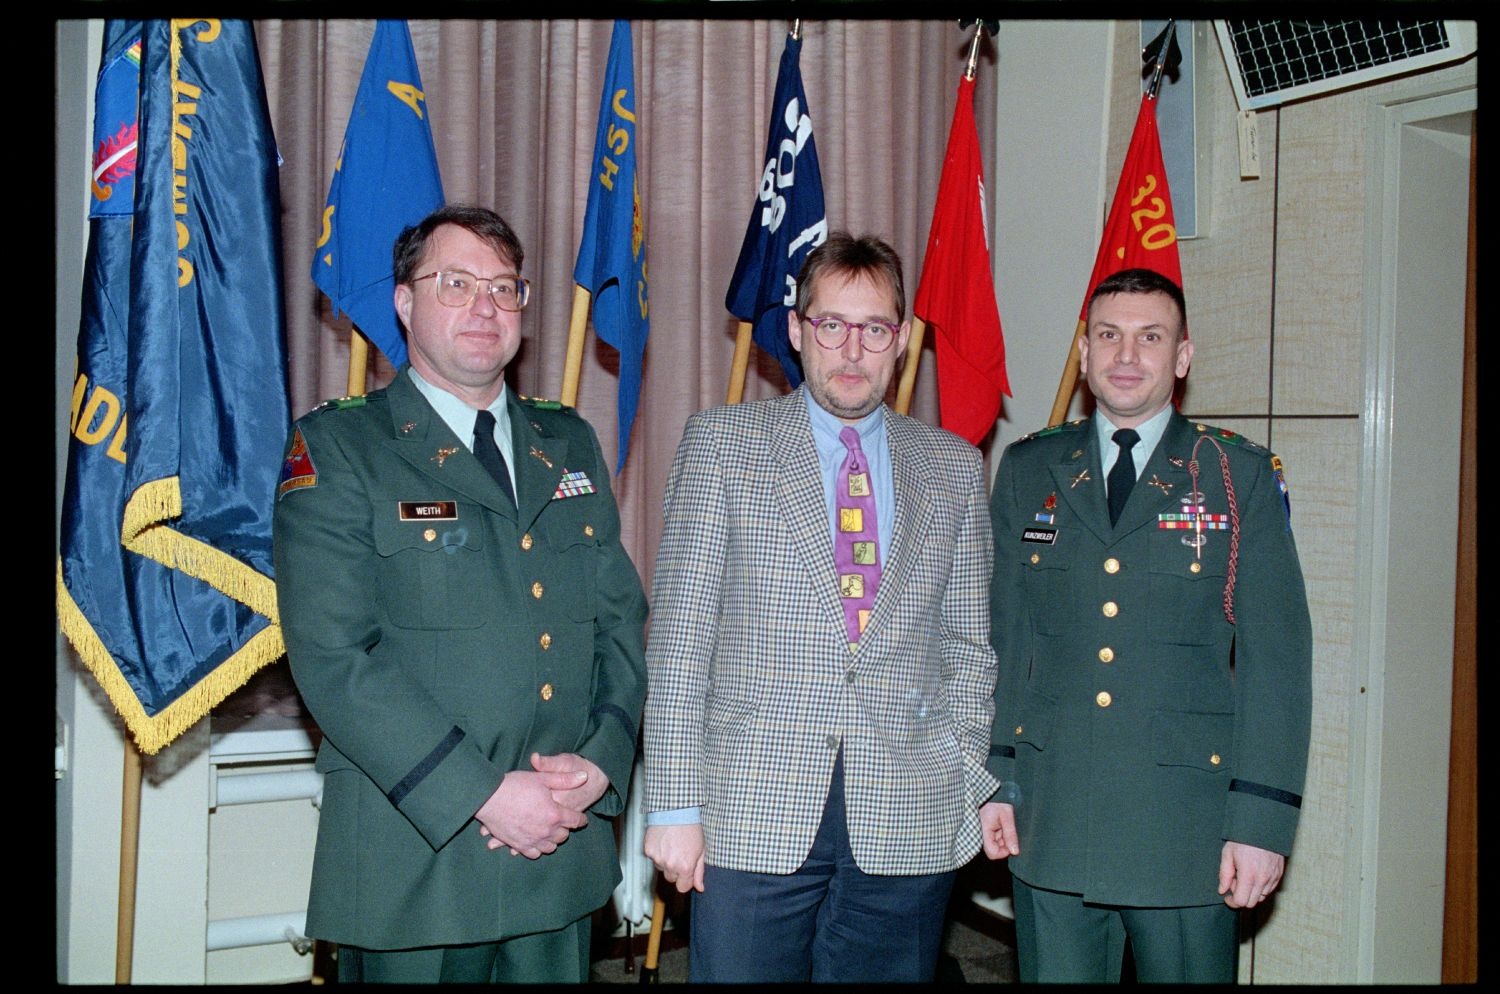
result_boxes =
[272,369,647,950]
[987,411,1312,907]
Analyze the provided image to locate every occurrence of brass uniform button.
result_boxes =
[584,524,595,537]
[1096,691,1112,708]
[531,581,544,599]
[1102,601,1118,618]
[1030,553,1040,564]
[1190,561,1202,574]
[540,683,553,701]
[1210,753,1222,766]
[1098,647,1115,663]
[423,528,437,542]
[539,632,552,650]
[1104,557,1120,574]
[1015,725,1023,736]
[520,533,534,551]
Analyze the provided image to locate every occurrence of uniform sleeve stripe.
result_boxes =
[990,744,1016,759]
[1229,777,1302,808]
[388,726,466,807]
[592,703,636,743]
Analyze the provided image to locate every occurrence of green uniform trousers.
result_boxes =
[1013,877,1237,983]
[337,914,591,983]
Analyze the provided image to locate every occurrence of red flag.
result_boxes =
[1078,93,1184,325]
[914,75,1010,446]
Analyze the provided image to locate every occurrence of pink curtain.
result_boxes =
[255,18,998,595]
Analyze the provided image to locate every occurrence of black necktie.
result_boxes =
[1107,428,1140,526]
[472,408,516,506]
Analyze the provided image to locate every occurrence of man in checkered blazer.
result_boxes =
[642,233,1005,982]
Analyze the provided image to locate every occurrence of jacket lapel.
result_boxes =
[869,409,934,632]
[1114,412,1196,537]
[1051,424,1112,544]
[771,390,847,635]
[508,397,569,532]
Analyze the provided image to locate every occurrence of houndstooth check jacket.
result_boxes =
[642,388,999,876]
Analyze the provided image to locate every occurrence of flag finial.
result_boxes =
[958,20,998,81]
[1143,20,1182,100]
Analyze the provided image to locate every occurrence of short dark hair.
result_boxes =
[1086,268,1187,334]
[794,231,907,322]
[392,204,525,286]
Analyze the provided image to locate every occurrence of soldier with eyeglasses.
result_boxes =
[273,203,647,983]
[643,231,1002,982]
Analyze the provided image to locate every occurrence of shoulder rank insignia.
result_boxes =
[277,427,318,499]
[520,395,565,411]
[553,469,596,500]
[1194,423,1269,455]
[312,395,367,413]
[1015,418,1085,445]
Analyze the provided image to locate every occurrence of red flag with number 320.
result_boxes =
[1079,94,1184,330]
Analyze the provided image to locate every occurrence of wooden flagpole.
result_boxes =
[896,22,984,418]
[563,285,592,408]
[347,330,371,398]
[1046,322,1085,427]
[726,320,753,404]
[115,745,142,982]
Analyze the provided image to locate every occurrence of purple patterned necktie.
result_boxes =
[835,426,882,644]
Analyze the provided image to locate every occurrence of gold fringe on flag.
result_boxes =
[57,472,285,754]
[57,559,286,755]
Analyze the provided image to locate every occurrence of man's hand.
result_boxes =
[644,824,706,893]
[531,751,610,812]
[979,801,1020,860]
[1218,841,1286,908]
[474,766,589,858]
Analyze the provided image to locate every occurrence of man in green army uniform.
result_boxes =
[273,204,647,983]
[980,268,1312,982]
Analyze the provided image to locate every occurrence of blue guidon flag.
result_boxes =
[58,19,291,754]
[724,30,828,390]
[312,20,445,370]
[574,19,651,474]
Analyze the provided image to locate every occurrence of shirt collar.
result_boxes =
[1094,402,1173,460]
[803,387,885,454]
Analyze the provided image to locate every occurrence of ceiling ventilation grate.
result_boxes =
[1214,20,1476,110]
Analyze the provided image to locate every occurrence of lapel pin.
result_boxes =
[1070,468,1091,489]
[529,446,553,469]
[432,446,459,468]
[1071,449,1084,460]
[1168,456,1185,468]
[1147,474,1173,495]
[400,421,417,435]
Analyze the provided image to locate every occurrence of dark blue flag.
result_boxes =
[58,19,291,754]
[724,33,828,390]
[312,20,445,369]
[573,20,650,473]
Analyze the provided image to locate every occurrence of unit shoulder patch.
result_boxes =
[277,427,318,499]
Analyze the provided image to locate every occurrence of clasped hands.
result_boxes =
[475,752,608,859]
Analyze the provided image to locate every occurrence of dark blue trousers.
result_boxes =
[688,755,956,983]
